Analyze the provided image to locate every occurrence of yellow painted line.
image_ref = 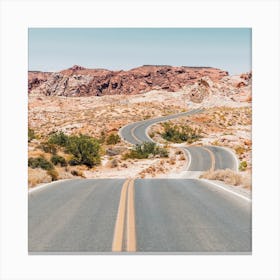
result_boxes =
[203,147,216,171]
[112,179,130,252]
[131,124,142,143]
[126,179,136,252]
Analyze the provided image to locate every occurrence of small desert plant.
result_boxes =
[98,131,106,144]
[200,169,242,186]
[40,142,57,155]
[51,155,67,167]
[234,145,246,157]
[175,150,183,155]
[47,169,59,181]
[48,131,69,147]
[123,142,168,159]
[239,161,247,171]
[161,122,202,144]
[28,157,54,171]
[110,159,119,168]
[106,133,121,145]
[28,128,36,142]
[148,132,155,138]
[71,170,84,177]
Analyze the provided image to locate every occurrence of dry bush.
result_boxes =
[28,168,51,187]
[200,169,244,186]
[109,159,119,168]
[175,150,183,155]
[71,169,84,177]
[169,156,176,165]
[179,154,185,161]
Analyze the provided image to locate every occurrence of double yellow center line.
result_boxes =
[112,179,136,252]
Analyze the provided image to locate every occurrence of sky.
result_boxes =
[29,28,251,75]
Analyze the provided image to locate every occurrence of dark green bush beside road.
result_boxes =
[48,132,101,168]
[161,122,202,144]
[28,157,54,170]
[28,157,58,181]
[48,131,69,147]
[123,142,168,159]
[66,135,100,167]
[51,155,67,167]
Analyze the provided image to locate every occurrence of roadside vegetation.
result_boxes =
[28,128,36,142]
[28,131,102,186]
[28,156,58,181]
[48,132,101,167]
[200,169,251,189]
[161,122,202,144]
[123,142,168,159]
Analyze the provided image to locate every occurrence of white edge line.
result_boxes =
[28,179,73,194]
[200,179,251,202]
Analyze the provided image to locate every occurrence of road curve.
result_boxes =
[119,108,203,145]
[119,109,238,171]
[29,178,251,253]
[182,146,238,172]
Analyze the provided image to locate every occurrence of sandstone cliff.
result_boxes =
[28,65,228,96]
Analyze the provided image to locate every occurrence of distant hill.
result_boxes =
[28,65,228,96]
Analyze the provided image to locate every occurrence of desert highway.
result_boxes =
[119,108,238,172]
[29,109,251,253]
[29,178,251,253]
[119,108,204,145]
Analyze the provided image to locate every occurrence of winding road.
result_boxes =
[120,108,203,145]
[29,109,251,254]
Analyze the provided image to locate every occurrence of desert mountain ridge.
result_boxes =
[28,64,229,96]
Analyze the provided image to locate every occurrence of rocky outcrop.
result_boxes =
[28,65,228,96]
[28,71,52,93]
[185,72,252,104]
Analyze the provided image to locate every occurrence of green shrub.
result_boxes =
[28,157,54,171]
[40,142,57,154]
[106,133,121,145]
[51,155,67,167]
[48,131,69,147]
[47,132,101,168]
[66,134,100,168]
[28,128,36,142]
[239,161,247,171]
[161,122,201,144]
[123,142,168,159]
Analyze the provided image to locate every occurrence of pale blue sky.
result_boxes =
[28,28,251,75]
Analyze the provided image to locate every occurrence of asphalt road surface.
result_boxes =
[29,178,251,253]
[119,108,203,145]
[182,146,238,172]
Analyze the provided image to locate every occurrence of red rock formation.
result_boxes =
[28,71,52,93]
[28,65,228,96]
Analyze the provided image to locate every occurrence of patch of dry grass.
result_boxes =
[28,167,51,188]
[200,168,251,189]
